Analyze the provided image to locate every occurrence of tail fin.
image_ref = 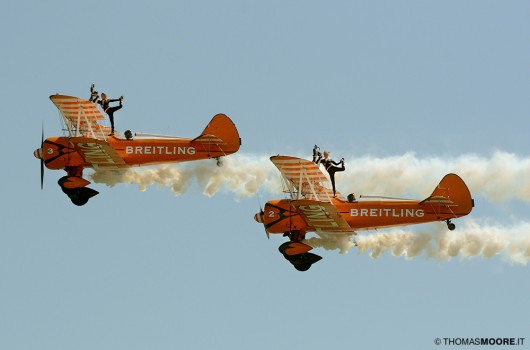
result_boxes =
[194,114,241,155]
[421,173,474,217]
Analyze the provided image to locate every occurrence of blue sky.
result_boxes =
[2,1,530,349]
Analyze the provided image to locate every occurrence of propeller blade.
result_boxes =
[40,125,44,189]
[262,210,270,240]
[256,194,270,239]
[40,159,44,189]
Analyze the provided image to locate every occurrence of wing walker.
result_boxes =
[254,153,474,271]
[34,86,474,271]
[34,85,241,206]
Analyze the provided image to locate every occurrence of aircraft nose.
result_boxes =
[34,148,43,159]
[254,212,264,223]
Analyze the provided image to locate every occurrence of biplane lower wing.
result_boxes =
[291,199,355,233]
[70,137,127,170]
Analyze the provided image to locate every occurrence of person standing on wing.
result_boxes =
[313,145,345,197]
[98,92,124,136]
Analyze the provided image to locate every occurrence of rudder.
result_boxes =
[197,114,241,154]
[423,173,474,217]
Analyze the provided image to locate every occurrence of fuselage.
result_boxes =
[257,196,471,234]
[36,135,241,171]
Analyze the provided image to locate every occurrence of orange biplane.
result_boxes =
[254,155,474,271]
[34,94,241,205]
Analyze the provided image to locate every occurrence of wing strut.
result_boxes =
[50,95,111,140]
[272,156,336,202]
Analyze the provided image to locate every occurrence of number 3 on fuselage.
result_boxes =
[34,94,241,205]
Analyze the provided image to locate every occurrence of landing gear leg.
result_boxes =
[287,230,306,242]
[445,219,456,231]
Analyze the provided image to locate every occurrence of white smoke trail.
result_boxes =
[88,150,530,265]
[304,219,530,265]
[89,150,530,203]
[89,154,282,199]
[341,151,530,202]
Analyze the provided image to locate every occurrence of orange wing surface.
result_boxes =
[70,137,127,170]
[270,155,345,202]
[291,199,355,233]
[50,95,112,139]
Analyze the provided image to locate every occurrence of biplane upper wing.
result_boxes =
[50,95,112,139]
[291,199,355,233]
[270,155,345,202]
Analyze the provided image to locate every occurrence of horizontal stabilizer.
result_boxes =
[193,134,224,144]
[421,195,455,206]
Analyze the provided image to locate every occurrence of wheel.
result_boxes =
[66,187,99,206]
[68,188,89,206]
[70,196,89,206]
[293,263,312,272]
[447,222,456,231]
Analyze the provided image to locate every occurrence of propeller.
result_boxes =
[255,193,270,239]
[40,125,44,189]
[33,125,45,189]
[261,208,269,240]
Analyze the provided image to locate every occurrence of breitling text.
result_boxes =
[125,146,196,155]
[350,208,425,218]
